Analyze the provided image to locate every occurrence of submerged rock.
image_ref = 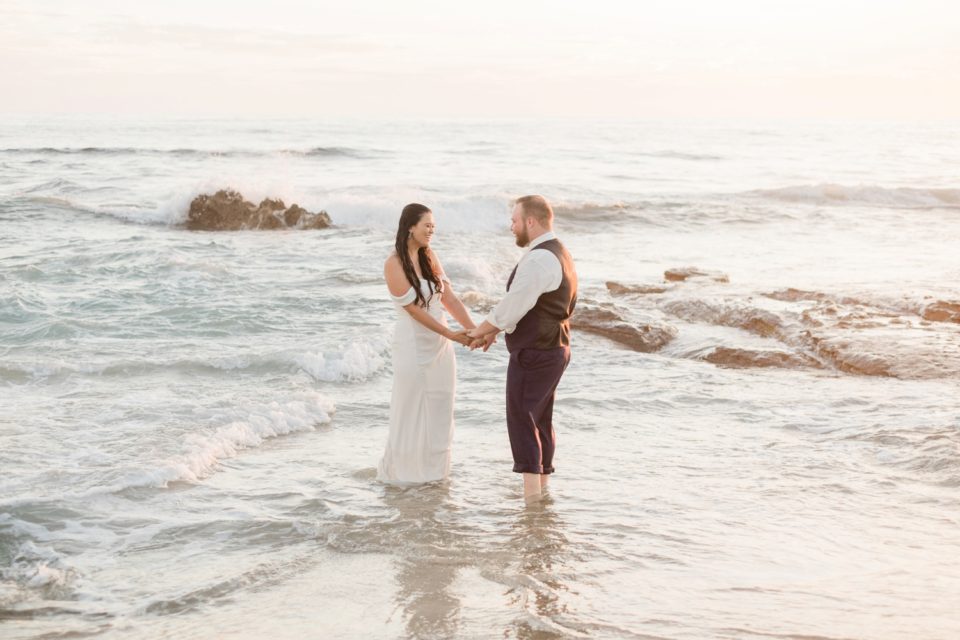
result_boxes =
[664,267,729,283]
[606,281,670,295]
[704,347,821,370]
[922,300,960,324]
[571,305,677,352]
[661,299,783,338]
[186,190,332,231]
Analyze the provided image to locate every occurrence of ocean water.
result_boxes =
[1,117,959,639]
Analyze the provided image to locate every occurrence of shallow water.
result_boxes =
[1,117,959,639]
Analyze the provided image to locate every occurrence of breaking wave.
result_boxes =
[1,146,378,159]
[108,391,336,491]
[0,336,390,384]
[751,183,960,209]
[0,525,78,609]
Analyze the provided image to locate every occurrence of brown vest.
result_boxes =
[504,238,577,352]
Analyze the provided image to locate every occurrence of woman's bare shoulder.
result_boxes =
[384,253,413,297]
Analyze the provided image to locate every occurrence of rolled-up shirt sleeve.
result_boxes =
[485,250,562,333]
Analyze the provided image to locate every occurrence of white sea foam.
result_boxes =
[0,538,74,605]
[21,177,315,227]
[432,253,512,296]
[19,193,182,226]
[294,335,390,382]
[0,514,82,606]
[2,336,391,382]
[302,190,514,232]
[113,391,336,490]
[1,359,106,379]
[163,254,234,274]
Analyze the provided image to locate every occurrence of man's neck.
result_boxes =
[527,229,556,248]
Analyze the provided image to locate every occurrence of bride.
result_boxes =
[377,203,477,484]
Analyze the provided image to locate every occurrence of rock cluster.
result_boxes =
[186,190,331,231]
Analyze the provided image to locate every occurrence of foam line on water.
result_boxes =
[750,183,960,209]
[112,391,336,490]
[0,335,392,383]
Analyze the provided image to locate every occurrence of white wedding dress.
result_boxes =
[377,273,456,484]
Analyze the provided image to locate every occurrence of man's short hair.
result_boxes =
[514,195,553,225]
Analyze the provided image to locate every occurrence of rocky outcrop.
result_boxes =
[186,190,331,231]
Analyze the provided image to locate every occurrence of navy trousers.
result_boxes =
[506,346,571,474]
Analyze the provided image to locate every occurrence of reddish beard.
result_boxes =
[514,226,530,247]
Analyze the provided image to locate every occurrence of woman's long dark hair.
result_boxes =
[395,203,442,307]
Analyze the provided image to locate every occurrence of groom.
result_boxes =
[468,195,578,501]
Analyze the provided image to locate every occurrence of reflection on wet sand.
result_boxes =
[378,483,575,640]
[382,483,463,639]
[507,497,572,639]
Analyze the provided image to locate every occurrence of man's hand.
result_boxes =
[480,333,497,352]
[466,322,501,352]
[467,329,498,352]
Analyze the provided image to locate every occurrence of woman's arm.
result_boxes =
[384,256,470,346]
[429,251,476,330]
[441,282,476,331]
[403,301,471,346]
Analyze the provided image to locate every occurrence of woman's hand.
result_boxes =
[448,329,473,347]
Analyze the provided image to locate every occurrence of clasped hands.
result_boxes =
[450,328,497,351]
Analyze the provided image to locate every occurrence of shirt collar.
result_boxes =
[528,230,557,250]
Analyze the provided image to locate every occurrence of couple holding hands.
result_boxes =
[377,195,578,501]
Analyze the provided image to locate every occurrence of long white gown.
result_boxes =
[377,274,456,484]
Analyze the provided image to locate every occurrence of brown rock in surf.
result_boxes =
[661,299,783,338]
[571,305,677,352]
[606,281,669,295]
[186,189,332,231]
[922,301,960,324]
[704,347,821,370]
[664,267,729,283]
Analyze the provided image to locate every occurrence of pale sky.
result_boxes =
[2,0,958,119]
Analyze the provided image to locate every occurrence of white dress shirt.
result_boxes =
[486,231,563,333]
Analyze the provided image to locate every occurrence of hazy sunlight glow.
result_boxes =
[2,0,958,118]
